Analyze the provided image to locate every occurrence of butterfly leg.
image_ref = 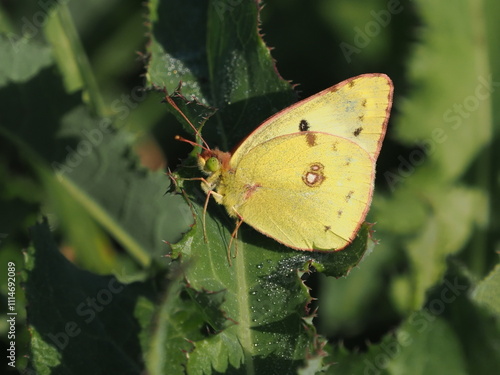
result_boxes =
[187,178,220,244]
[202,189,223,244]
[226,210,245,264]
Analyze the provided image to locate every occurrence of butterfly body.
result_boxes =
[196,73,393,252]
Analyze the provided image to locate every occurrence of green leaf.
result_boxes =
[328,270,500,374]
[309,224,374,277]
[472,264,500,316]
[329,317,468,375]
[167,202,321,374]
[396,0,492,181]
[0,36,192,272]
[147,0,297,149]
[25,225,245,375]
[147,0,210,101]
[0,34,52,85]
[402,185,486,308]
[145,280,208,375]
[24,220,159,375]
[318,235,396,337]
[373,0,498,311]
[43,3,105,113]
[43,5,85,93]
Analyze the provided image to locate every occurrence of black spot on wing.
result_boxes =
[299,119,310,131]
[353,127,363,137]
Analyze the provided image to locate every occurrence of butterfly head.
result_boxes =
[197,149,231,198]
[198,149,231,176]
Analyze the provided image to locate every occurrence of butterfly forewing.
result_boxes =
[231,73,393,165]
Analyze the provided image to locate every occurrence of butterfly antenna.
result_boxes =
[174,135,211,153]
[164,94,211,151]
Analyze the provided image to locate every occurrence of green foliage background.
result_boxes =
[0,0,499,374]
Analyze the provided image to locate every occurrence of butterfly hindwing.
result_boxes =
[220,132,374,250]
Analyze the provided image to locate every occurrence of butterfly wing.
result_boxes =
[221,132,375,251]
[231,74,393,165]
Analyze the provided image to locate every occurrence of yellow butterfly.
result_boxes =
[172,73,393,255]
